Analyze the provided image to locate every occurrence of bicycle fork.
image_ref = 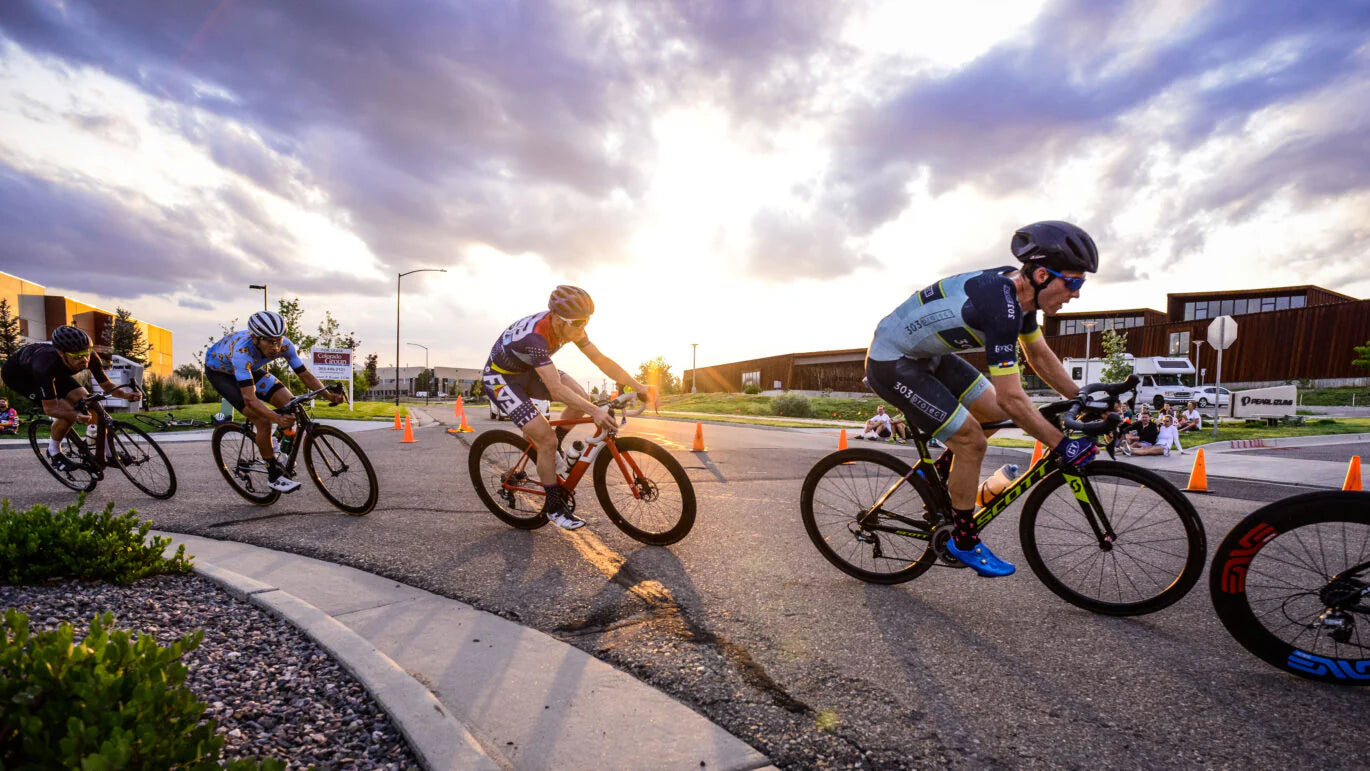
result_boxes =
[1063,471,1118,549]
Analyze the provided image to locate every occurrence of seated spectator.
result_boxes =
[1155,414,1186,456]
[0,398,18,435]
[861,405,894,441]
[887,412,909,445]
[1123,412,1166,455]
[1178,401,1201,432]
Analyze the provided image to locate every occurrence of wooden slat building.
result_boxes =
[686,285,1370,393]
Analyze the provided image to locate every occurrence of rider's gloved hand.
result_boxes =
[1055,436,1098,468]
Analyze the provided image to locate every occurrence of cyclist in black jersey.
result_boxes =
[864,221,1101,576]
[482,285,649,529]
[1,325,141,471]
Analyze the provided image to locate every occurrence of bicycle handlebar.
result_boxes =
[275,384,345,414]
[1051,375,1139,440]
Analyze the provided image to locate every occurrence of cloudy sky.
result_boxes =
[2,0,1368,387]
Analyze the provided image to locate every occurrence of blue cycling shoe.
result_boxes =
[944,540,1016,577]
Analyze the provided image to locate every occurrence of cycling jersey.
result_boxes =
[486,311,590,375]
[205,330,307,387]
[1,342,110,402]
[868,266,1043,377]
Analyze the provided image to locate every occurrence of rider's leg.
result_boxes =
[48,387,91,454]
[522,415,560,487]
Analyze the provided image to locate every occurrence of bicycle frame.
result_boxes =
[498,415,647,500]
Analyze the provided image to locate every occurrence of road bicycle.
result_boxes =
[1210,490,1370,684]
[211,385,379,515]
[27,391,177,500]
[133,411,212,431]
[468,392,696,545]
[800,376,1207,616]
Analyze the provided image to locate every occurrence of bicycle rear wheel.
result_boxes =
[1210,491,1370,684]
[467,429,549,530]
[211,423,280,506]
[27,419,98,492]
[799,448,939,584]
[592,436,695,545]
[304,425,378,515]
[110,422,177,499]
[1020,460,1205,616]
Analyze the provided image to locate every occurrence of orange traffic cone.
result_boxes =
[400,414,417,443]
[691,422,706,452]
[455,396,474,432]
[1184,448,1208,493]
[1344,456,1363,491]
[839,429,849,450]
[392,410,403,430]
[1030,440,1045,466]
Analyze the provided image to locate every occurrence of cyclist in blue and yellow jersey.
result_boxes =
[205,310,345,493]
[865,221,1101,577]
[483,285,649,530]
[1,325,142,470]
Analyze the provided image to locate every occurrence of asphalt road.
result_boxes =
[3,415,1366,769]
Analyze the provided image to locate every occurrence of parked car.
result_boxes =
[1195,386,1231,408]
[490,397,552,421]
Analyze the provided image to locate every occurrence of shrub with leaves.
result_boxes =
[0,497,192,585]
[772,393,814,418]
[0,610,283,770]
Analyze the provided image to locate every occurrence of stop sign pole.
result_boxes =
[1207,316,1238,437]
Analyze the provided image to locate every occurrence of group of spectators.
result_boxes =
[1111,401,1203,457]
[0,397,18,435]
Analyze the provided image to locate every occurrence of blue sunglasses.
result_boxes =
[1041,266,1087,291]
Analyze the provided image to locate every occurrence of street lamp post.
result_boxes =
[408,343,430,406]
[248,284,268,310]
[691,343,698,393]
[1082,321,1097,385]
[1191,340,1204,388]
[396,269,446,407]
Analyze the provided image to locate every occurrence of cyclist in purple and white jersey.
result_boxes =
[483,285,648,529]
[865,221,1101,576]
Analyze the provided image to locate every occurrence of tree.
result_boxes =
[1354,340,1370,372]
[111,307,151,364]
[0,299,21,362]
[414,369,435,394]
[1100,329,1132,384]
[636,356,680,395]
[174,363,203,380]
[363,353,378,390]
[316,310,341,349]
[271,297,317,392]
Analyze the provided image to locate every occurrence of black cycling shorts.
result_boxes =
[207,368,285,412]
[864,354,991,441]
[1,358,80,403]
[482,363,562,428]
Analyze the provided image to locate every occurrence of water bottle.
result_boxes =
[565,440,586,464]
[976,464,1020,506]
[279,428,294,457]
[86,422,98,439]
[271,427,282,460]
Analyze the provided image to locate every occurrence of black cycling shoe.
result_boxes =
[47,450,82,473]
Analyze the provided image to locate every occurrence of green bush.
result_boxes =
[742,383,761,395]
[0,610,283,770]
[0,497,192,585]
[147,375,166,407]
[772,393,814,418]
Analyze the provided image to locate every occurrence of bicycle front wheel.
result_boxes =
[800,448,939,584]
[1210,491,1370,684]
[110,422,177,499]
[592,437,695,545]
[467,429,549,530]
[27,419,98,492]
[1020,460,1205,616]
[304,425,378,515]
[211,423,280,506]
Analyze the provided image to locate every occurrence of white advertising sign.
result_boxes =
[311,348,353,380]
[1231,385,1298,418]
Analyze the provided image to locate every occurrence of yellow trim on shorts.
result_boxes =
[932,406,963,439]
[489,362,518,375]
[957,376,985,403]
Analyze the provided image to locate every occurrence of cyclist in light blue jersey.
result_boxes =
[865,221,1101,577]
[205,310,345,492]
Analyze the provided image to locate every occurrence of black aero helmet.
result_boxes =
[248,310,286,338]
[51,325,91,352]
[1011,220,1098,273]
[548,285,595,319]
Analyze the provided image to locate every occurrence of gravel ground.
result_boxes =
[1,574,420,769]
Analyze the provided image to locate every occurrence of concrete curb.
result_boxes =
[1205,431,1370,452]
[190,560,498,771]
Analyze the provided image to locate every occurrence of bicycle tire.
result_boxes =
[304,425,378,515]
[133,413,168,431]
[592,436,696,545]
[1019,460,1205,616]
[109,422,177,499]
[27,418,98,492]
[800,448,939,584]
[467,429,549,530]
[1210,490,1370,684]
[211,423,281,506]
